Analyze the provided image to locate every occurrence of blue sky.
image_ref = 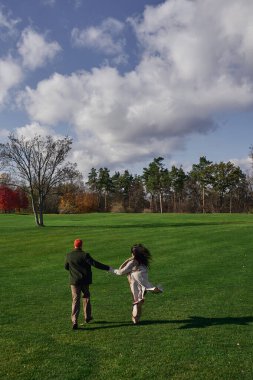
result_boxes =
[0,0,252,178]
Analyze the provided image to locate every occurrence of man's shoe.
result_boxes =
[85,317,93,323]
[72,323,78,330]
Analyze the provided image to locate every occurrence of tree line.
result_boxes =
[0,134,253,226]
[81,156,251,214]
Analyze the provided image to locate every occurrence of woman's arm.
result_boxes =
[114,259,135,275]
[119,257,133,269]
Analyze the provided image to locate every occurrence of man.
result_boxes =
[65,238,112,330]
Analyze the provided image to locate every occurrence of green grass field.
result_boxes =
[0,213,252,380]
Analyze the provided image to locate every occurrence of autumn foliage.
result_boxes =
[59,192,99,213]
[0,185,29,212]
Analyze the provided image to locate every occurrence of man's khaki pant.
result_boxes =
[70,284,91,325]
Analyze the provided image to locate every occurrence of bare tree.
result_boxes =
[0,134,81,226]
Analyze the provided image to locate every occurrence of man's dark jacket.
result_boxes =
[65,248,110,285]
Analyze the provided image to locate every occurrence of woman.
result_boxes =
[113,244,163,324]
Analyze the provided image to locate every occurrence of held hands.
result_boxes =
[108,267,120,275]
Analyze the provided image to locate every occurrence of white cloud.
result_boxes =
[130,0,253,81]
[0,128,10,140]
[17,27,61,70]
[0,57,23,106]
[71,17,125,56]
[40,0,56,7]
[41,0,82,8]
[72,0,82,9]
[14,121,55,139]
[230,157,252,173]
[19,63,212,175]
[0,6,20,37]
[18,72,86,124]
[19,0,253,174]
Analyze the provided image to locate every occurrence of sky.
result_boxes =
[0,0,253,179]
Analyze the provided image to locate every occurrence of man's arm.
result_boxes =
[64,256,69,270]
[85,253,110,271]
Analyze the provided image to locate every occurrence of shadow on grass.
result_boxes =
[143,316,253,329]
[77,321,132,331]
[76,316,253,331]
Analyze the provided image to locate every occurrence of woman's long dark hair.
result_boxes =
[131,244,152,268]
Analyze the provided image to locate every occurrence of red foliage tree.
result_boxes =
[13,188,29,211]
[0,186,29,212]
[0,185,16,212]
